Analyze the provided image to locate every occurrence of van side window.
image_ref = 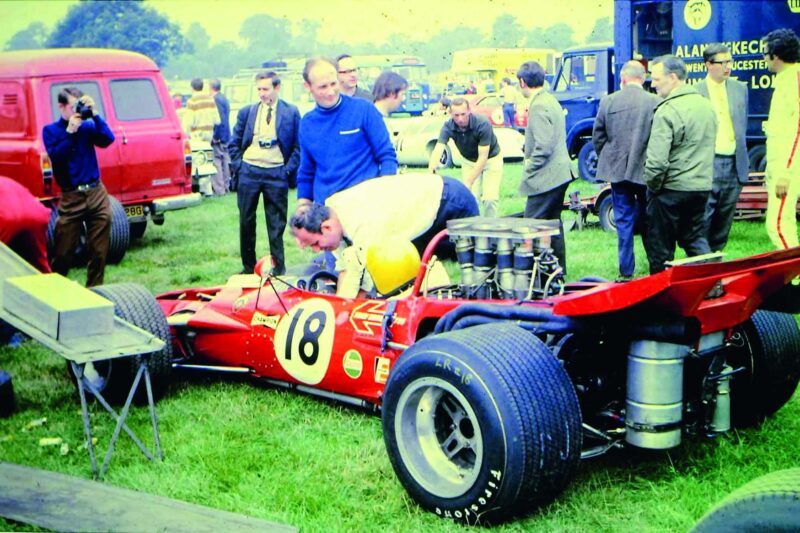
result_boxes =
[0,82,27,136]
[109,79,164,121]
[50,81,105,122]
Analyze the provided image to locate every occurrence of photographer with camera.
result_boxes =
[228,71,300,275]
[42,87,115,287]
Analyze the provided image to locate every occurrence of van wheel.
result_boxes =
[728,310,800,426]
[382,323,582,524]
[68,283,173,405]
[106,197,130,265]
[748,145,766,173]
[130,221,147,240]
[691,468,800,532]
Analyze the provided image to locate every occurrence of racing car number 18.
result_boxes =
[273,298,336,385]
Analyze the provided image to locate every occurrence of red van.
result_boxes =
[0,48,201,262]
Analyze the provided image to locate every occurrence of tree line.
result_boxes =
[4,0,613,78]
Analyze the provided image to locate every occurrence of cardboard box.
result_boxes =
[2,274,114,341]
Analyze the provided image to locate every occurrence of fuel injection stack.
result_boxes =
[447,217,564,300]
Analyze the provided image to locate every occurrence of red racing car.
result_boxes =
[83,216,800,525]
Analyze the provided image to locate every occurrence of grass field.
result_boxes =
[1,164,798,532]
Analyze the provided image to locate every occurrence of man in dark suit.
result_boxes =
[210,79,231,195]
[517,60,572,274]
[592,60,661,280]
[695,43,749,252]
[229,71,300,275]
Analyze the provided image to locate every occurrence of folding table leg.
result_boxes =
[99,363,144,478]
[143,356,163,460]
[71,362,98,478]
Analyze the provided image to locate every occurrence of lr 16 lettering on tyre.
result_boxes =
[381,323,582,525]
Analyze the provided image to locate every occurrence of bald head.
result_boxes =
[620,60,646,86]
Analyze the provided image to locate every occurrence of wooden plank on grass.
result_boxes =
[0,462,296,532]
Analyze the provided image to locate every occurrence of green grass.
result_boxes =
[1,163,798,532]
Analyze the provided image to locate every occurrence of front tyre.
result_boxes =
[69,283,173,405]
[382,323,582,525]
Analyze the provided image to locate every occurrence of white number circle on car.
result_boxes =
[273,298,335,385]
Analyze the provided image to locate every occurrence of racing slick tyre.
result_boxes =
[597,194,616,233]
[691,468,800,532]
[382,323,582,525]
[129,220,147,240]
[106,196,130,265]
[68,283,173,405]
[728,310,800,427]
[577,141,599,183]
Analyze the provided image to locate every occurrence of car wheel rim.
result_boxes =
[394,376,483,498]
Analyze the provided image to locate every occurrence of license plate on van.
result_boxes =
[124,205,144,218]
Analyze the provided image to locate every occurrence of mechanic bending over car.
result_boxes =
[289,173,478,298]
[428,97,502,218]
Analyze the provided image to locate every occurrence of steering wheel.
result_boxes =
[299,270,339,294]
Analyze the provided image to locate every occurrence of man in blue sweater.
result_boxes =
[296,57,397,205]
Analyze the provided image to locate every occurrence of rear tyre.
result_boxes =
[106,196,130,265]
[748,144,766,173]
[382,323,582,525]
[578,141,599,183]
[728,310,800,426]
[691,468,800,532]
[68,283,173,405]
[597,194,616,233]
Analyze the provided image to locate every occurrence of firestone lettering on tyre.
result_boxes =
[434,469,502,522]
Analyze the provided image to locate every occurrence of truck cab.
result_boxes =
[551,43,614,182]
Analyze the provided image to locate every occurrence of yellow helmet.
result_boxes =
[365,238,421,295]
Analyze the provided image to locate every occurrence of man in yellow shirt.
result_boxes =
[696,43,749,252]
[763,28,800,249]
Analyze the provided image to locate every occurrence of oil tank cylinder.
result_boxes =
[625,340,689,449]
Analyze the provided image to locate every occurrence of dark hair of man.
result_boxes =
[256,70,281,87]
[303,57,337,83]
[209,79,222,91]
[762,28,800,63]
[372,71,408,101]
[290,203,330,233]
[190,78,204,91]
[57,86,83,105]
[440,97,451,107]
[702,43,730,63]
[652,54,687,80]
[449,97,469,109]
[516,61,546,88]
[335,53,352,67]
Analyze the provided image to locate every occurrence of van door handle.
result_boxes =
[170,133,182,139]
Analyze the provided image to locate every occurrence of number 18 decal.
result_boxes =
[273,298,335,385]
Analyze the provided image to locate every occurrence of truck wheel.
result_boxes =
[728,310,800,426]
[748,145,766,173]
[68,283,173,405]
[130,221,147,240]
[691,468,800,532]
[597,194,616,233]
[106,196,130,265]
[382,323,582,525]
[578,141,599,183]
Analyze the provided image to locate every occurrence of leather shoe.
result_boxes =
[269,267,286,277]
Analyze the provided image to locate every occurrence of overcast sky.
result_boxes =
[0,0,613,49]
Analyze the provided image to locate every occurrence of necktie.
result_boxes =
[266,105,272,125]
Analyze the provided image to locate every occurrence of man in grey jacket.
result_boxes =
[517,60,572,274]
[695,43,750,252]
[593,60,660,280]
[643,55,716,274]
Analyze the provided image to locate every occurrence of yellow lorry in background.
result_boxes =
[450,48,561,93]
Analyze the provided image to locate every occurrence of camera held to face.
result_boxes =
[74,100,93,120]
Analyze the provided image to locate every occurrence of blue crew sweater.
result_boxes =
[42,115,115,189]
[297,95,397,203]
